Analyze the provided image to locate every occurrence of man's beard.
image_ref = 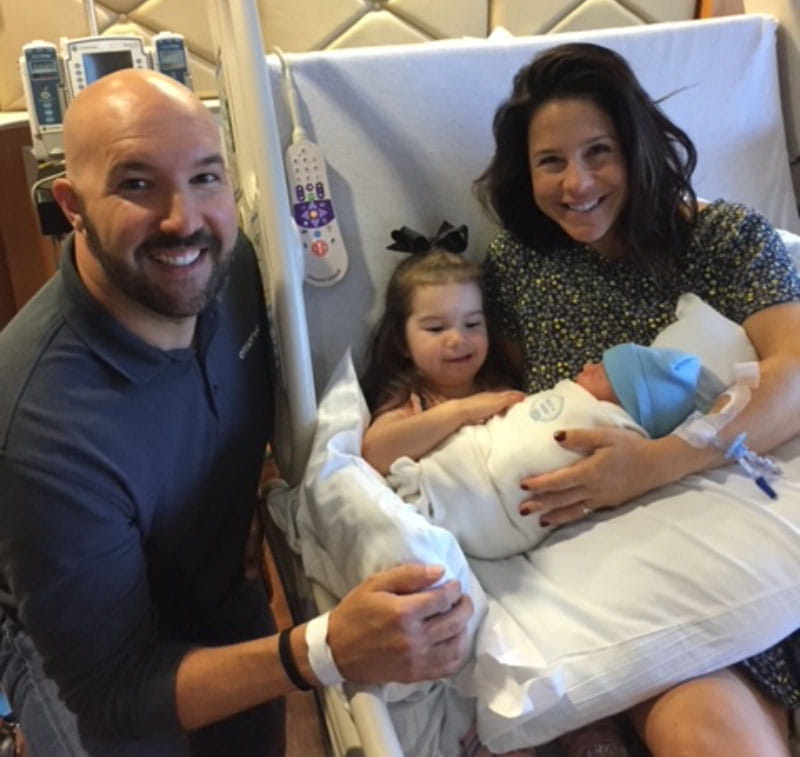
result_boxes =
[81,211,234,319]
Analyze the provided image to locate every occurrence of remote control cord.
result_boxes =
[271,46,307,144]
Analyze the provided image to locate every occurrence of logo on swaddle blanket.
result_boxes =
[528,393,564,422]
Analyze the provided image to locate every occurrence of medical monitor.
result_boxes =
[61,36,149,99]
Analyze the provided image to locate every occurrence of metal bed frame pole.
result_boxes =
[207,1,404,754]
[209,0,316,485]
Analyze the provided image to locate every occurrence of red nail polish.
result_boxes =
[540,517,551,527]
[554,430,566,442]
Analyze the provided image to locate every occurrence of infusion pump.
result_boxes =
[20,32,192,159]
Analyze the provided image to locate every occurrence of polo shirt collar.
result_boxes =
[58,236,221,385]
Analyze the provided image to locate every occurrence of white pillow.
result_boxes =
[291,350,487,630]
[650,292,757,409]
[778,227,800,269]
[464,451,800,748]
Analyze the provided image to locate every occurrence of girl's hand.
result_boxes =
[517,428,695,525]
[363,390,524,474]
[458,390,525,425]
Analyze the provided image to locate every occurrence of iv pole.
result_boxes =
[83,0,99,36]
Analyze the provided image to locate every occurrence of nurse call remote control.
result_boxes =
[285,139,348,286]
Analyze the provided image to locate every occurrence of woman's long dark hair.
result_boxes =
[475,42,697,274]
[361,250,517,413]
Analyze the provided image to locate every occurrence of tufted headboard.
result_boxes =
[0,0,701,114]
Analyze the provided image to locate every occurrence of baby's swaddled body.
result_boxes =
[388,380,643,559]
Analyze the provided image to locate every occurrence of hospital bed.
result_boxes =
[208,1,800,753]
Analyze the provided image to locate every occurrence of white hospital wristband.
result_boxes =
[305,612,344,687]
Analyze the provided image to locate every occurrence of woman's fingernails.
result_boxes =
[540,517,551,527]
[554,430,566,442]
[520,506,531,516]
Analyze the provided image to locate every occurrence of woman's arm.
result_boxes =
[733,301,800,449]
[362,390,525,475]
[518,302,800,524]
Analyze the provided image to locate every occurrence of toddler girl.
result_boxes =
[361,222,523,473]
[360,222,635,757]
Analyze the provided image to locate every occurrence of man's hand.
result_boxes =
[328,564,473,684]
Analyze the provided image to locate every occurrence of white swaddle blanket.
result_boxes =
[387,379,645,559]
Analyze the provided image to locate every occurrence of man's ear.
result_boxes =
[51,178,84,233]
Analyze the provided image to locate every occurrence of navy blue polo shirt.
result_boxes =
[0,233,274,740]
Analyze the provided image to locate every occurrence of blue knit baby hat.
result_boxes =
[602,344,701,438]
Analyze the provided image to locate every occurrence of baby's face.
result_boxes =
[575,361,618,402]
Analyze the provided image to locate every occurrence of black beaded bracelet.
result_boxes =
[278,627,313,691]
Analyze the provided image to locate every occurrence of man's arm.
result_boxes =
[175,564,472,729]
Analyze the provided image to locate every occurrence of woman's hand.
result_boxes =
[517,428,703,525]
[519,305,800,527]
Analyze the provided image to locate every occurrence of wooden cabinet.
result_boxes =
[0,120,60,330]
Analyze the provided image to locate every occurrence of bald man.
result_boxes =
[0,70,472,755]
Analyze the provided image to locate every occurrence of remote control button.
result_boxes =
[294,199,333,228]
[311,240,328,258]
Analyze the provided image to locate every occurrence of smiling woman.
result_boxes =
[477,42,697,285]
[527,98,628,258]
[475,40,800,756]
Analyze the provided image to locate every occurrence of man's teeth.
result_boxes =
[567,199,600,212]
[152,248,202,267]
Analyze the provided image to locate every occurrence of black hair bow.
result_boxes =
[387,221,469,255]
